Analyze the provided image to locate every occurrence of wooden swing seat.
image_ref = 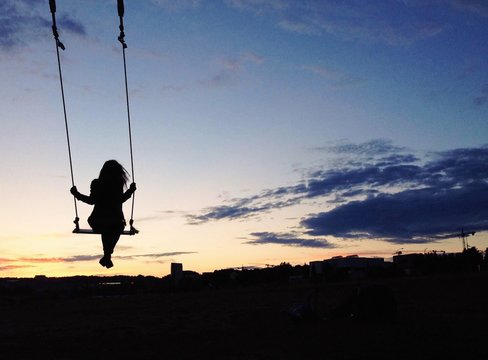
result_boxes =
[73,227,138,236]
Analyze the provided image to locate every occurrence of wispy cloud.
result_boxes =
[18,255,99,263]
[151,0,484,46]
[189,139,488,245]
[187,195,300,224]
[136,210,190,223]
[151,0,202,11]
[450,0,488,17]
[225,0,446,46]
[245,232,336,248]
[0,252,196,270]
[57,15,85,36]
[224,0,289,13]
[302,65,365,88]
[456,60,483,81]
[200,52,264,88]
[473,83,488,107]
[278,19,320,36]
[0,265,34,272]
[116,252,197,260]
[0,0,85,51]
[316,139,408,157]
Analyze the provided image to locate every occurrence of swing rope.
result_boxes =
[49,0,80,231]
[49,0,137,235]
[117,0,136,233]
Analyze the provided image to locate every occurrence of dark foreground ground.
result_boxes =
[1,272,487,359]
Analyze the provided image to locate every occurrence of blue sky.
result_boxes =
[0,0,487,277]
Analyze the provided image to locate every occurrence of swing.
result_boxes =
[50,0,138,236]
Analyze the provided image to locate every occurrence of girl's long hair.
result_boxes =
[99,160,129,189]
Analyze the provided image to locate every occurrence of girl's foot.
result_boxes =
[99,256,113,268]
[99,256,108,267]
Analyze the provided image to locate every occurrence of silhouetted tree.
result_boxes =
[463,246,483,272]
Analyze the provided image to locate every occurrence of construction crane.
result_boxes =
[457,228,476,251]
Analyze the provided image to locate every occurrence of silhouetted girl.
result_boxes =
[70,160,136,268]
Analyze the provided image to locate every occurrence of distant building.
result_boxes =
[309,261,325,277]
[392,251,481,275]
[393,253,424,275]
[310,255,386,280]
[326,255,385,269]
[171,263,183,284]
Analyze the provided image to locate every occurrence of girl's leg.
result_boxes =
[99,233,111,268]
[101,233,113,257]
[100,231,122,268]
[102,230,123,254]
[108,232,121,256]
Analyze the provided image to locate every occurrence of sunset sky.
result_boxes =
[1,0,487,278]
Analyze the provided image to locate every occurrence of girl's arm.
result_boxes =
[122,182,136,203]
[70,186,95,205]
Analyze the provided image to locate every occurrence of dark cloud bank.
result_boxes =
[189,140,488,247]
